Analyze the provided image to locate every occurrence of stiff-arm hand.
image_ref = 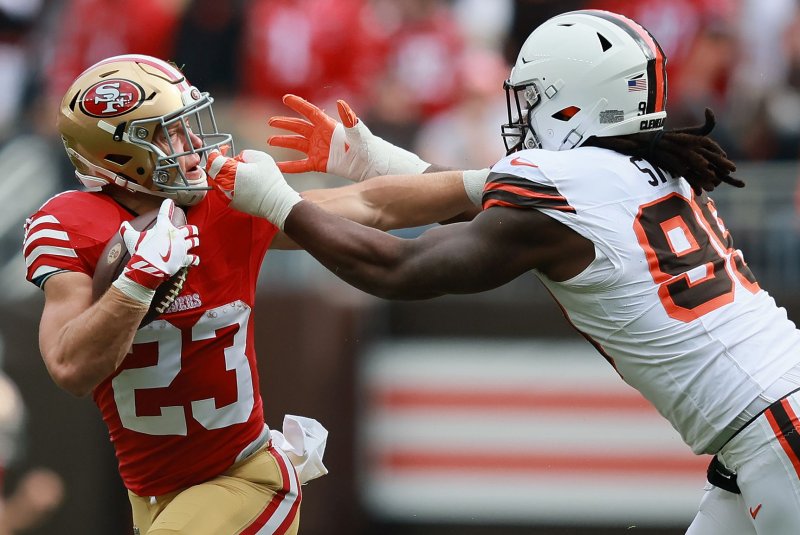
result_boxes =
[268,94,430,181]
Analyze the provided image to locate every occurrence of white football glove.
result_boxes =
[268,94,430,182]
[205,149,302,229]
[112,199,200,304]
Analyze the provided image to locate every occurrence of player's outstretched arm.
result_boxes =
[206,149,483,250]
[207,156,588,297]
[281,201,581,299]
[267,95,489,210]
[267,94,431,181]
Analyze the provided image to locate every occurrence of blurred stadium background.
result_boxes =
[2,0,800,533]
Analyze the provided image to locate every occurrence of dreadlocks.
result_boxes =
[583,109,743,194]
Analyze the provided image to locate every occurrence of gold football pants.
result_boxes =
[128,444,301,534]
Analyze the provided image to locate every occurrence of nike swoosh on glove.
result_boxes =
[268,94,429,181]
[113,199,200,304]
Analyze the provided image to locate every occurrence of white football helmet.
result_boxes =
[58,54,233,206]
[502,10,667,153]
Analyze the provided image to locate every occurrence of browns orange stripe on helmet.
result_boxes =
[577,10,667,114]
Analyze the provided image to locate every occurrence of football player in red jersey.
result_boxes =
[213,10,800,535]
[23,54,478,534]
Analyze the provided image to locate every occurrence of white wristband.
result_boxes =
[112,273,155,305]
[331,121,430,182]
[229,150,303,229]
[462,169,490,206]
[373,130,430,178]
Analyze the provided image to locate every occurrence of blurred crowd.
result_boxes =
[2,3,800,530]
[5,0,800,190]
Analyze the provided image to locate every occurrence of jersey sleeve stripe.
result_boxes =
[486,173,565,196]
[25,245,78,268]
[483,172,576,213]
[24,214,60,234]
[483,192,576,213]
[484,181,569,202]
[484,198,525,209]
[32,265,66,280]
[30,266,69,288]
[23,228,70,250]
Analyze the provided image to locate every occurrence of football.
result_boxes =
[92,205,189,327]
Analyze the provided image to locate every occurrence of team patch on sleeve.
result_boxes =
[23,213,81,287]
[482,172,576,213]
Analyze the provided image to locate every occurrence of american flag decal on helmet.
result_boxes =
[628,78,647,92]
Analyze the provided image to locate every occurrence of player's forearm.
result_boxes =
[282,201,447,299]
[301,171,476,230]
[43,287,147,397]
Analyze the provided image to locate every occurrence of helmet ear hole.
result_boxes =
[552,106,581,121]
[104,154,132,166]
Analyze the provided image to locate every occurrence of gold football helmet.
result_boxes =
[58,54,232,206]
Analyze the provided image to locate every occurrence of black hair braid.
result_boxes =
[583,108,744,194]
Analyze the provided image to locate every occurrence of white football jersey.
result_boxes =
[485,147,800,453]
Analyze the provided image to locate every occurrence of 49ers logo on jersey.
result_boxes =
[80,79,144,118]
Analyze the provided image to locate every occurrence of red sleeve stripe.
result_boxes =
[23,214,79,270]
[30,265,65,281]
[484,181,569,203]
[484,199,520,209]
[23,228,70,253]
[482,173,575,213]
[25,245,77,268]
[23,214,59,237]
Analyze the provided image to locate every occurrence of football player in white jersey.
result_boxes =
[205,9,800,535]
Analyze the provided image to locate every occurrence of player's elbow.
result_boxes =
[358,271,437,301]
[43,355,96,397]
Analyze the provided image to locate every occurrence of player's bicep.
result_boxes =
[39,271,93,360]
[413,206,594,292]
[389,208,553,296]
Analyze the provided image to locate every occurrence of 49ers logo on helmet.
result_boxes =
[80,79,144,118]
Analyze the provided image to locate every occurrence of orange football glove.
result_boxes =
[267,94,429,181]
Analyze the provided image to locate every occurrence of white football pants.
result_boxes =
[686,391,800,534]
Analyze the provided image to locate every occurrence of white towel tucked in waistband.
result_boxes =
[270,415,329,484]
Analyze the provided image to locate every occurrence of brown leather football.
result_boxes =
[92,205,189,327]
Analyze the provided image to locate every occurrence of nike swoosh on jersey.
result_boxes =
[749,504,762,519]
[510,157,538,168]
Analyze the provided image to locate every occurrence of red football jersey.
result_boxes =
[23,189,278,496]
